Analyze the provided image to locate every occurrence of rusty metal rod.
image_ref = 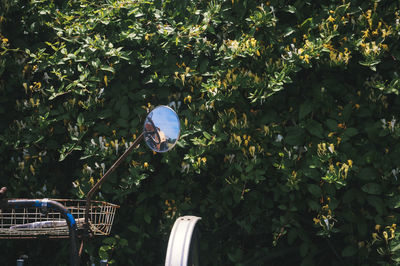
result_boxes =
[84,132,144,233]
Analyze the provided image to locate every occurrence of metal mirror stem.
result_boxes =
[82,105,181,252]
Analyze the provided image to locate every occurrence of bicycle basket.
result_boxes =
[0,199,119,239]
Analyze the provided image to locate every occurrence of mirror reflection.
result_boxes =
[143,106,180,153]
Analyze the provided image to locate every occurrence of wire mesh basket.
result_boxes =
[0,199,119,239]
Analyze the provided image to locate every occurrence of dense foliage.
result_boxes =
[1,0,400,265]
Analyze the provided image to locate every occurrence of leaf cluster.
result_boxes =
[1,0,400,265]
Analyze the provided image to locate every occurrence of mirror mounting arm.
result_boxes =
[84,132,144,229]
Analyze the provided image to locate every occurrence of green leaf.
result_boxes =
[391,242,400,252]
[341,245,357,257]
[361,183,382,195]
[283,27,295,37]
[127,225,140,233]
[308,200,320,210]
[342,104,353,121]
[284,5,296,13]
[285,127,305,145]
[77,113,84,125]
[49,91,70,100]
[300,18,313,28]
[144,214,151,224]
[299,242,309,257]
[326,119,337,131]
[357,168,377,181]
[307,184,321,196]
[388,195,400,209]
[245,164,254,173]
[303,168,320,180]
[203,131,212,140]
[99,245,111,260]
[101,65,115,73]
[103,237,116,245]
[357,220,367,237]
[120,104,130,119]
[299,101,312,120]
[287,229,297,245]
[116,118,129,128]
[367,196,385,214]
[306,120,324,138]
[343,127,358,138]
[99,109,113,119]
[359,59,381,71]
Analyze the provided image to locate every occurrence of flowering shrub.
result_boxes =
[1,0,400,265]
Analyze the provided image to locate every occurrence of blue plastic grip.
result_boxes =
[67,213,76,228]
[34,200,41,207]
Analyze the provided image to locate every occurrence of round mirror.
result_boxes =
[143,105,180,153]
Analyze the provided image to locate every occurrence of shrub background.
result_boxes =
[1,0,400,265]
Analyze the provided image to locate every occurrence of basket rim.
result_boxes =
[6,198,120,208]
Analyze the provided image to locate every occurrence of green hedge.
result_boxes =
[1,0,400,265]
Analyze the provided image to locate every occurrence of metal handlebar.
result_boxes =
[5,199,80,266]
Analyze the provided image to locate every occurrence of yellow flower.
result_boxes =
[372,232,380,240]
[2,38,8,43]
[30,164,35,175]
[144,162,149,168]
[328,143,335,153]
[390,228,395,239]
[303,54,311,64]
[330,51,337,61]
[371,41,379,54]
[375,224,381,231]
[313,217,321,224]
[383,231,388,241]
[347,160,353,167]
[365,10,372,19]
[341,164,349,179]
[249,146,256,157]
[381,44,388,51]
[327,15,335,23]
[362,29,369,39]
[250,37,257,47]
[381,27,392,38]
[184,95,192,104]
[131,160,140,167]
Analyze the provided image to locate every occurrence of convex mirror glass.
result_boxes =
[143,106,180,153]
